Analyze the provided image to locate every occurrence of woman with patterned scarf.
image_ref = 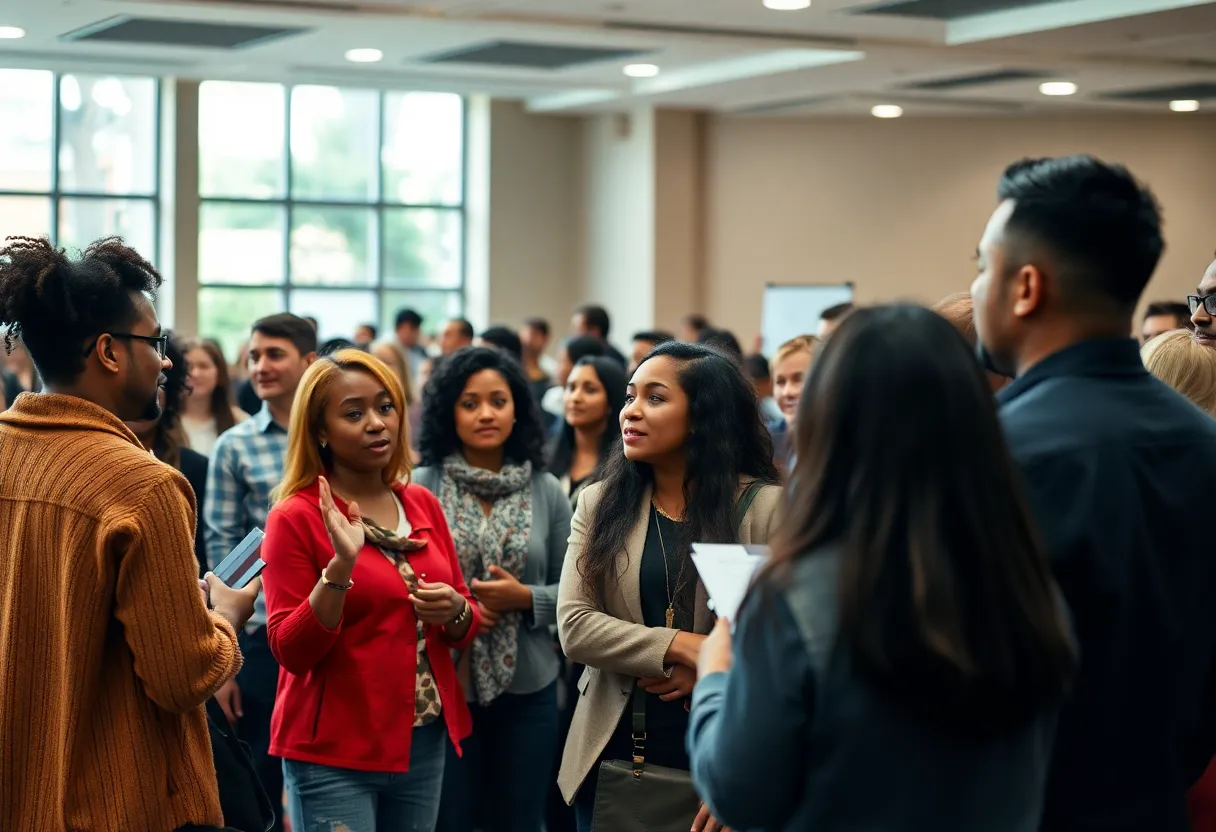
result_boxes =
[414,346,573,832]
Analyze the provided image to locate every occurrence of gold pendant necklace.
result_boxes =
[653,503,687,629]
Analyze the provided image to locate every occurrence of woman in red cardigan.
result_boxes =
[262,349,480,832]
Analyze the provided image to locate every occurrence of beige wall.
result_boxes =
[654,110,706,336]
[705,114,1216,342]
[487,100,583,333]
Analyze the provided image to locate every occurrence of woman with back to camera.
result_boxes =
[556,341,783,832]
[412,346,572,832]
[181,337,248,456]
[261,349,480,832]
[768,335,816,474]
[686,304,1078,832]
[547,355,627,508]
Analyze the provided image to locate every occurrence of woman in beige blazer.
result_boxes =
[556,342,783,832]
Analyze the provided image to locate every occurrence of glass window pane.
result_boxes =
[199,287,286,363]
[59,75,157,195]
[0,69,53,192]
[290,289,377,344]
[0,196,52,239]
[199,202,286,285]
[290,86,379,202]
[382,208,461,288]
[380,290,462,340]
[290,206,375,287]
[199,81,285,198]
[382,92,463,206]
[59,198,155,260]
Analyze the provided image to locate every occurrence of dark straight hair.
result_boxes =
[767,304,1076,733]
[547,356,627,481]
[578,341,779,609]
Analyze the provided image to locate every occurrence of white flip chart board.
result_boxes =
[760,283,854,356]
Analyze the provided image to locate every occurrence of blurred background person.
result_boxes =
[354,323,377,349]
[395,308,428,379]
[817,302,853,340]
[743,353,783,423]
[263,349,478,832]
[680,314,709,344]
[542,335,607,426]
[370,339,421,458]
[688,304,1077,832]
[1141,329,1216,415]
[571,304,627,368]
[769,335,816,474]
[547,355,627,508]
[480,325,524,364]
[1141,300,1192,344]
[932,292,1010,393]
[555,342,781,832]
[413,346,571,832]
[695,327,743,363]
[182,337,248,457]
[440,318,475,357]
[629,330,675,376]
[520,318,555,404]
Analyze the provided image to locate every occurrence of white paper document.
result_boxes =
[691,543,770,623]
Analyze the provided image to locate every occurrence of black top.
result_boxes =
[603,510,692,770]
[236,378,261,417]
[999,338,1216,832]
[178,446,210,577]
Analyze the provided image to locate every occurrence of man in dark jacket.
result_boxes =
[972,154,1216,832]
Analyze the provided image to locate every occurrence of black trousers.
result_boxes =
[237,626,285,832]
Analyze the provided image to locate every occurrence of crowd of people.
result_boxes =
[3,152,1216,832]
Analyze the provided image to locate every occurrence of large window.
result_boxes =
[0,69,159,257]
[197,81,465,357]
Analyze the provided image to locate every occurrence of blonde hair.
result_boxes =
[773,334,818,368]
[1141,330,1216,415]
[932,292,977,346]
[370,340,416,407]
[275,349,413,502]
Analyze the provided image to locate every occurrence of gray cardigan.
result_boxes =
[411,466,572,697]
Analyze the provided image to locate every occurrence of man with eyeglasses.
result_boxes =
[1188,253,1216,347]
[0,237,262,831]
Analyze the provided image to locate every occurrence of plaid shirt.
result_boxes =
[204,404,287,631]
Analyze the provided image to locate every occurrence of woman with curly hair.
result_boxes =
[123,333,210,575]
[415,346,573,832]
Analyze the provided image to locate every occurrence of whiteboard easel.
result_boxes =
[760,283,854,355]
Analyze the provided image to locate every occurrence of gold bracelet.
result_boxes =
[321,569,353,591]
[445,599,471,628]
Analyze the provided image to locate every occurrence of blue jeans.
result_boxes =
[435,681,559,832]
[283,719,447,832]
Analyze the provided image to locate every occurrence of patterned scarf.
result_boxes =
[363,517,442,727]
[438,453,532,705]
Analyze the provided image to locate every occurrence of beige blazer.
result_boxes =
[555,478,784,803]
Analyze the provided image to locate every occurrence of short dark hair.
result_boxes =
[562,335,607,364]
[682,313,709,333]
[302,316,318,331]
[743,353,770,382]
[821,302,854,323]
[632,330,675,346]
[448,318,475,341]
[395,308,423,330]
[356,323,378,340]
[480,326,523,362]
[418,346,546,469]
[0,236,162,384]
[997,155,1163,312]
[576,304,611,338]
[696,327,743,362]
[522,317,550,338]
[252,313,318,357]
[320,337,357,356]
[1144,301,1191,328]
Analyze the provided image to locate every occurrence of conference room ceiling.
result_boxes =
[3,0,1216,117]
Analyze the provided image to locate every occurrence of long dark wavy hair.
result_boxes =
[766,304,1076,733]
[418,345,547,469]
[578,341,779,608]
[153,334,191,469]
[547,355,627,481]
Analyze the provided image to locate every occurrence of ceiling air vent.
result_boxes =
[418,40,648,70]
[854,0,1056,20]
[1103,82,1216,102]
[61,16,308,49]
[902,68,1050,90]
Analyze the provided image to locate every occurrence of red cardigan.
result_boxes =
[263,478,480,772]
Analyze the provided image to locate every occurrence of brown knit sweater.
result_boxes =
[0,393,243,831]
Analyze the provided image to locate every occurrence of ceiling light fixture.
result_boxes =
[1039,81,1078,96]
[871,104,903,118]
[0,26,26,39]
[623,63,660,78]
[763,0,812,9]
[344,47,383,63]
[1170,99,1200,112]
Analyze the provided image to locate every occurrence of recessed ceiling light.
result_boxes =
[1039,81,1078,96]
[0,26,26,39]
[763,0,812,9]
[623,63,660,78]
[344,48,383,63]
[871,104,903,119]
[1170,99,1200,112]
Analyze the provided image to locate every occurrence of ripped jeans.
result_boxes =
[283,720,446,832]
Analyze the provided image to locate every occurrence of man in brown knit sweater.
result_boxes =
[0,237,262,831]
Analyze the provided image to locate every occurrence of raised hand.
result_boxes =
[319,476,364,562]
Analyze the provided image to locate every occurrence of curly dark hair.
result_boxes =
[0,236,162,384]
[418,345,547,469]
